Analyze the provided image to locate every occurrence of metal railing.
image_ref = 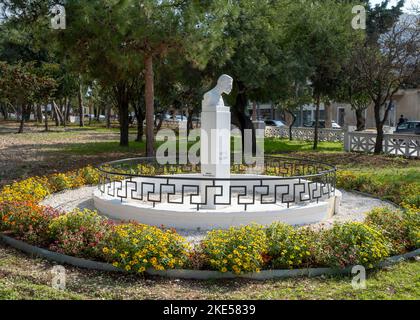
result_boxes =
[97,156,336,211]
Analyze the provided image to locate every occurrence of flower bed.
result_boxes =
[0,166,419,275]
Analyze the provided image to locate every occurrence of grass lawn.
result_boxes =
[63,138,343,155]
[265,138,343,154]
[0,121,419,300]
[0,242,418,300]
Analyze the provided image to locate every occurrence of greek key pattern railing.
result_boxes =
[265,126,344,142]
[348,132,420,158]
[97,157,336,211]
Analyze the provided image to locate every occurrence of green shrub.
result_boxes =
[103,223,190,273]
[48,209,113,259]
[337,169,420,206]
[336,170,372,191]
[365,207,411,254]
[401,183,420,209]
[0,201,61,245]
[201,225,268,274]
[265,223,315,269]
[403,208,420,249]
[77,166,100,185]
[48,173,75,192]
[317,222,390,268]
[0,177,51,203]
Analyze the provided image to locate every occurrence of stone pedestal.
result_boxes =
[200,105,231,209]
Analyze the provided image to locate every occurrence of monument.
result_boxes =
[93,74,340,230]
[200,74,233,208]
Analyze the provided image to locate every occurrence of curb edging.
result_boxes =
[1,234,419,280]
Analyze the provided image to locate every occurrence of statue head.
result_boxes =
[217,74,233,95]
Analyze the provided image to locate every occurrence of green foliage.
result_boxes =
[365,207,412,254]
[286,0,362,98]
[78,166,101,185]
[0,176,51,203]
[337,168,420,205]
[48,209,113,259]
[201,225,268,274]
[103,223,190,273]
[0,61,56,105]
[0,201,61,245]
[403,208,420,249]
[265,138,343,153]
[317,222,390,268]
[265,223,315,269]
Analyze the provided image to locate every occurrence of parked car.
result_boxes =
[264,119,286,127]
[175,115,187,122]
[303,120,341,129]
[394,121,420,135]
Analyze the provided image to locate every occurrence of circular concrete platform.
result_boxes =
[93,187,342,230]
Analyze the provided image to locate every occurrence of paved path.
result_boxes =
[42,187,396,243]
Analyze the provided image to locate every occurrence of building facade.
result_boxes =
[250,88,420,129]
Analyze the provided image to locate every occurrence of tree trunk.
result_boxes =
[52,102,60,127]
[145,54,155,156]
[136,112,144,142]
[374,122,384,154]
[17,104,31,133]
[119,103,129,146]
[95,106,100,122]
[231,81,255,155]
[1,104,8,120]
[57,101,65,124]
[252,101,257,121]
[106,105,111,129]
[355,109,366,131]
[88,102,92,125]
[115,84,130,147]
[133,103,145,143]
[187,107,194,136]
[286,109,296,141]
[62,97,68,127]
[16,104,22,122]
[313,95,320,150]
[156,113,164,131]
[374,101,384,154]
[65,97,71,123]
[44,105,49,132]
[36,104,42,123]
[325,100,332,128]
[18,105,25,133]
[78,78,84,127]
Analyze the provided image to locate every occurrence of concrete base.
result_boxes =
[93,174,341,230]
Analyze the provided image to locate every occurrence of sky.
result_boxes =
[369,0,419,12]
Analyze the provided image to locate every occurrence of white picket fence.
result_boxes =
[264,126,420,158]
[265,126,344,142]
[345,131,420,158]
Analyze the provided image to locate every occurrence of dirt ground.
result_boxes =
[0,121,141,187]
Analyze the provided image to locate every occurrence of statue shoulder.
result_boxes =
[203,88,218,105]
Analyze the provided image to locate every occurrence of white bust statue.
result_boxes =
[203,74,233,108]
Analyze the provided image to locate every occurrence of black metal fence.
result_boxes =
[97,156,336,211]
